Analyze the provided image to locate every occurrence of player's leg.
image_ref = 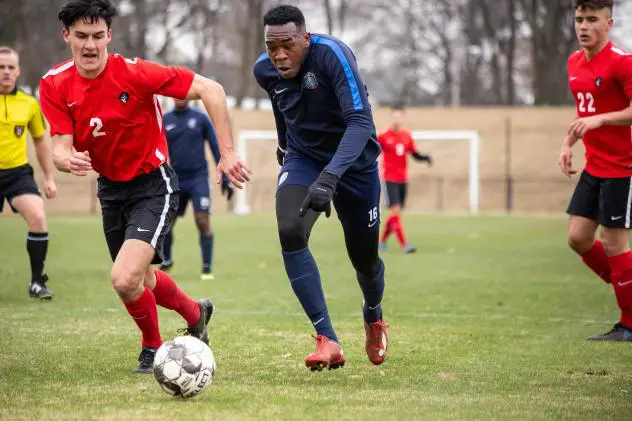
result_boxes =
[392,183,415,253]
[590,176,632,341]
[8,166,53,299]
[189,175,214,280]
[335,168,388,365]
[160,189,189,271]
[276,157,343,370]
[566,171,610,284]
[379,182,401,251]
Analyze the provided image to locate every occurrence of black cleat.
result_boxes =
[404,244,417,254]
[29,274,53,300]
[159,260,173,272]
[179,299,214,345]
[134,347,157,374]
[588,323,632,341]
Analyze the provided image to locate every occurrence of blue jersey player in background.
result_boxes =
[161,99,233,280]
[254,5,388,371]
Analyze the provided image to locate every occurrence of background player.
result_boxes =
[0,46,57,300]
[39,0,250,373]
[161,99,234,280]
[254,5,388,370]
[378,104,432,254]
[560,0,632,341]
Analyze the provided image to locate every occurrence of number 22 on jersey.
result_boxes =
[577,92,596,113]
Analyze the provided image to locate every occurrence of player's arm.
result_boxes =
[408,136,432,165]
[38,78,92,176]
[185,74,251,188]
[28,101,57,198]
[321,45,374,178]
[203,115,233,198]
[569,55,632,138]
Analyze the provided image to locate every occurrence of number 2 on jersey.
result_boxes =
[577,92,596,113]
[90,117,106,137]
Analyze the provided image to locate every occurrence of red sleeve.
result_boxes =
[135,59,195,99]
[39,78,74,136]
[614,55,632,99]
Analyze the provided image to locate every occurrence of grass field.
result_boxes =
[0,213,630,421]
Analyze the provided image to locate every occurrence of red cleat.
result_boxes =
[304,335,345,371]
[364,319,388,365]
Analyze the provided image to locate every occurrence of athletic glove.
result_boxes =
[412,152,433,166]
[277,145,286,166]
[221,174,234,201]
[298,171,339,218]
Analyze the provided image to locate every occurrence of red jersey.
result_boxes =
[567,41,632,178]
[377,128,418,183]
[39,54,194,181]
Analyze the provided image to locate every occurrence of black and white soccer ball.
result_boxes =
[153,336,216,398]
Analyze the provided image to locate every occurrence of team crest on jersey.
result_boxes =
[14,125,25,137]
[595,77,602,87]
[119,91,130,103]
[304,72,318,89]
[188,118,197,129]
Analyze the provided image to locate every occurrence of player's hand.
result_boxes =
[559,141,577,177]
[221,175,234,201]
[426,155,433,167]
[43,178,57,199]
[568,115,604,139]
[69,151,92,176]
[299,171,339,218]
[276,145,286,166]
[217,152,252,189]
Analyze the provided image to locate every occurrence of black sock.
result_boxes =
[27,232,48,283]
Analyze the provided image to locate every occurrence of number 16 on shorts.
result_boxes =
[368,206,379,228]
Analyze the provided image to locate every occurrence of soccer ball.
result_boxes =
[153,336,216,398]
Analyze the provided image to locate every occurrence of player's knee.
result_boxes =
[601,231,629,257]
[111,266,145,299]
[278,216,308,252]
[24,208,47,232]
[195,216,211,236]
[567,231,594,254]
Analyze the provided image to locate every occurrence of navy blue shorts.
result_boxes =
[277,154,381,233]
[176,173,211,216]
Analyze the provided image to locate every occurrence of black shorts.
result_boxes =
[384,181,407,208]
[98,165,180,264]
[567,170,632,229]
[0,164,41,213]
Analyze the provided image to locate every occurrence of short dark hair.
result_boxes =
[58,0,118,29]
[574,0,614,11]
[263,5,306,31]
[392,104,406,112]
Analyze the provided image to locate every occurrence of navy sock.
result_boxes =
[283,247,338,342]
[358,258,385,323]
[163,230,173,264]
[200,234,214,273]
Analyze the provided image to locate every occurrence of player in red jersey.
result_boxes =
[377,105,432,253]
[560,0,632,341]
[39,0,251,372]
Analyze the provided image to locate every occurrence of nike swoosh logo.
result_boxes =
[618,279,632,287]
[611,216,623,221]
[67,101,77,107]
[313,317,325,326]
[368,220,378,228]
[165,124,176,131]
[569,77,577,81]
[137,227,151,232]
[274,87,288,94]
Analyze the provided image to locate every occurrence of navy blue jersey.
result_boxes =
[253,33,380,177]
[163,107,220,178]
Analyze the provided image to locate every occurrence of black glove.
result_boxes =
[412,152,433,166]
[277,145,286,166]
[299,171,339,218]
[221,174,234,201]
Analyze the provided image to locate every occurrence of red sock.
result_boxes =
[152,269,201,326]
[581,240,611,284]
[123,287,162,348]
[392,215,407,246]
[609,251,632,328]
[381,216,394,243]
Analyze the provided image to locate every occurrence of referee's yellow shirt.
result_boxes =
[0,88,47,170]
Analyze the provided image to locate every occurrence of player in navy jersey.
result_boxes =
[161,99,233,280]
[254,4,388,370]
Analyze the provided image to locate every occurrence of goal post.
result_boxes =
[233,130,480,215]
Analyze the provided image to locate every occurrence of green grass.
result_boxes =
[0,213,630,421]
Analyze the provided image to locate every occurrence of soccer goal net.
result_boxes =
[232,130,480,215]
